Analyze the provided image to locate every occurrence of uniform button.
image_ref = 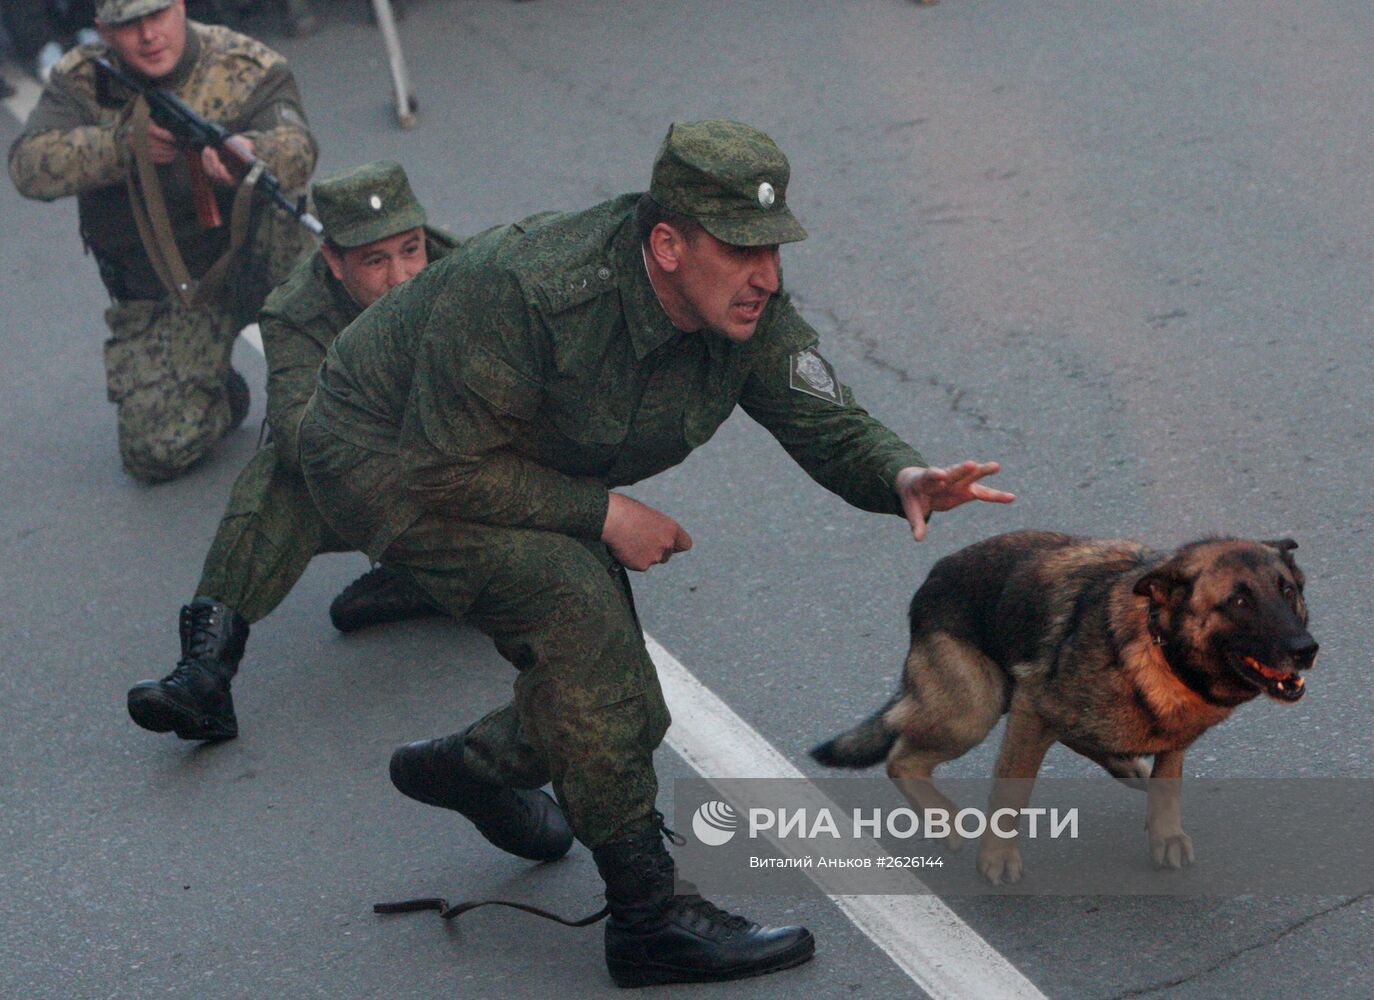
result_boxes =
[597,266,611,281]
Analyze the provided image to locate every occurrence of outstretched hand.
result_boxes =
[895,461,1015,542]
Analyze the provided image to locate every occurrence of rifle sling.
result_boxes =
[126,96,259,309]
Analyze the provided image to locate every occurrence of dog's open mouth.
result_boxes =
[1234,655,1306,702]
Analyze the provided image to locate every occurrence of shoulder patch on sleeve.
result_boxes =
[532,262,617,315]
[789,347,844,404]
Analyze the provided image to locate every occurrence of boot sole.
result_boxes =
[607,933,816,988]
[127,689,237,742]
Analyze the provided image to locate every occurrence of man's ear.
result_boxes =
[647,222,685,273]
[1132,560,1193,607]
[319,241,347,283]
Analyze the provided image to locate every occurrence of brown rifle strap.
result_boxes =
[191,160,261,308]
[126,97,196,307]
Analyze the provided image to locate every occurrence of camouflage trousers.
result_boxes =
[299,415,672,849]
[103,297,240,483]
[196,444,352,623]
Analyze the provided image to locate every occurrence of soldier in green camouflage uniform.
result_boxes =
[8,0,316,483]
[299,121,1014,987]
[126,161,459,743]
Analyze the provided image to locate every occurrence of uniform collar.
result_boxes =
[313,251,364,321]
[613,219,683,360]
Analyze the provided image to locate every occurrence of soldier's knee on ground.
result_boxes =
[116,382,230,483]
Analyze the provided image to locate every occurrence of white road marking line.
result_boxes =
[2,59,42,123]
[647,636,1047,1000]
[240,323,263,355]
[238,256,1047,1000]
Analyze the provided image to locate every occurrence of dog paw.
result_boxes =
[945,831,965,854]
[977,845,1023,885]
[1149,830,1195,869]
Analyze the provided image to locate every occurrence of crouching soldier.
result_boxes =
[126,161,457,741]
[299,122,1012,986]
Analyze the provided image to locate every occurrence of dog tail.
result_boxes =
[810,693,901,769]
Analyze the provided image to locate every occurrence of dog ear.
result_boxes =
[1261,538,1304,587]
[1132,562,1191,606]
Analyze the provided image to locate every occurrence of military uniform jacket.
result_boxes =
[260,226,458,476]
[8,21,316,302]
[311,195,925,555]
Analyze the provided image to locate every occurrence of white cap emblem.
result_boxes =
[370,194,383,211]
[757,182,775,208]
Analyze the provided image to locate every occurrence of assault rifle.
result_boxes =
[93,56,323,236]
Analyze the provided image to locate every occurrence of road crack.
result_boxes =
[1099,893,1372,999]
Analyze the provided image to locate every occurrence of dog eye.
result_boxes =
[1230,594,1250,610]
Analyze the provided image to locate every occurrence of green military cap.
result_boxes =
[313,160,427,249]
[96,0,174,25]
[649,119,807,247]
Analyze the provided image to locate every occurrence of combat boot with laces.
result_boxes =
[389,732,573,862]
[592,823,815,987]
[127,597,248,741]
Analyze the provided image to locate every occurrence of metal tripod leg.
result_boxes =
[370,0,417,128]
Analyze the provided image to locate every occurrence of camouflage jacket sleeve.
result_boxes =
[8,57,127,200]
[739,295,927,516]
[260,309,329,476]
[234,60,315,190]
[398,265,609,537]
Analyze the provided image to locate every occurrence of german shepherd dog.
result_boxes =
[812,531,1317,884]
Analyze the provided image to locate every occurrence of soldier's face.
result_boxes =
[322,227,428,309]
[99,1,187,80]
[669,231,781,342]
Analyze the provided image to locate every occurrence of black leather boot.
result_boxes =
[127,597,248,741]
[593,826,815,987]
[225,367,250,432]
[329,566,443,634]
[389,734,573,862]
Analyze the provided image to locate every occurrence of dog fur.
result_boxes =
[811,530,1318,884]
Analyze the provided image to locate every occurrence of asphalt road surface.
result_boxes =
[2,2,1372,998]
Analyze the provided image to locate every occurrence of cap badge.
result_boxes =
[757,182,775,208]
[370,194,383,211]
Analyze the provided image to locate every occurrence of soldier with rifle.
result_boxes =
[9,0,317,483]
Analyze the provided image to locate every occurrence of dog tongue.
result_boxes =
[1244,656,1289,682]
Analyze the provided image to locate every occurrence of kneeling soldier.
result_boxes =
[126,161,456,741]
[8,0,317,482]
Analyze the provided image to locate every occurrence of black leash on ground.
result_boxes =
[373,813,685,929]
[373,896,610,927]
